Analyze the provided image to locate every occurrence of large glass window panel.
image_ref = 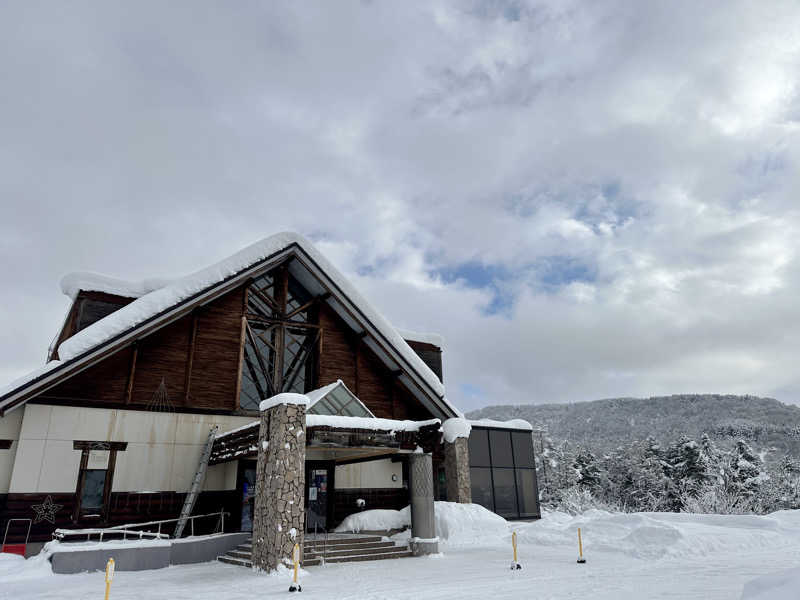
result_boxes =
[470,467,494,512]
[515,469,539,517]
[492,467,519,518]
[468,429,491,467]
[489,430,514,467]
[81,469,107,511]
[511,432,535,468]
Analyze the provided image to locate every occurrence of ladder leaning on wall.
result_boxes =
[174,426,218,538]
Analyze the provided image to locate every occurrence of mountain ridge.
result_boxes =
[467,394,800,458]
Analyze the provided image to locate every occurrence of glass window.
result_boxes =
[489,430,514,467]
[491,468,518,518]
[468,429,491,467]
[515,469,539,517]
[470,467,494,512]
[81,469,107,511]
[512,432,535,468]
[307,384,373,418]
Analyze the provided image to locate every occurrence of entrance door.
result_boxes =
[305,463,333,532]
[238,461,257,532]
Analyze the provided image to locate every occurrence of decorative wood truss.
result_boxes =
[238,264,327,411]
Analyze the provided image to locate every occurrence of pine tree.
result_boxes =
[572,449,601,490]
[728,439,766,498]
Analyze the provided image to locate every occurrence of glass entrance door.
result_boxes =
[306,466,330,531]
[239,462,257,532]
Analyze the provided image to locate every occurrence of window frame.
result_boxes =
[72,441,127,523]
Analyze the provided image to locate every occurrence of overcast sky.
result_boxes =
[2,1,800,412]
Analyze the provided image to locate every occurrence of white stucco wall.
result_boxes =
[8,404,252,494]
[334,458,403,489]
[0,409,24,494]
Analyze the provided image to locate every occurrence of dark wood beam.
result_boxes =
[183,312,199,404]
[124,345,138,404]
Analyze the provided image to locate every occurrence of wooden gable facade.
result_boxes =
[35,257,437,422]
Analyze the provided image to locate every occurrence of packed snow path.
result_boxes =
[4,508,800,599]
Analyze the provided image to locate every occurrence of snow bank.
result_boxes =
[433,502,509,546]
[335,509,410,533]
[335,502,509,546]
[441,418,471,443]
[0,545,54,580]
[515,509,796,561]
[741,567,800,600]
[60,272,173,300]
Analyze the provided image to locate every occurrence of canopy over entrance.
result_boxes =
[209,381,442,466]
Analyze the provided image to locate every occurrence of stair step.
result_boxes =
[226,550,252,560]
[308,536,383,546]
[312,550,413,565]
[304,541,397,554]
[218,555,252,568]
[305,544,405,559]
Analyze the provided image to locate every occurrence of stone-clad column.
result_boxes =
[409,452,438,556]
[252,393,307,572]
[442,418,472,504]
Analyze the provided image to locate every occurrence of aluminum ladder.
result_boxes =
[173,425,218,538]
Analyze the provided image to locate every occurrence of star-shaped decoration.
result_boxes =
[31,495,63,524]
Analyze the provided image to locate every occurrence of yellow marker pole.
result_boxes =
[510,531,521,570]
[577,528,586,564]
[289,543,301,592]
[104,558,115,600]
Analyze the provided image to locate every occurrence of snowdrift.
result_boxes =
[515,509,800,560]
[334,502,509,545]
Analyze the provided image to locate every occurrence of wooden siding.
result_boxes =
[40,288,246,413]
[317,303,434,421]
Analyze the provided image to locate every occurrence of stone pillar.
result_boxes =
[252,394,307,572]
[409,452,438,556]
[442,418,472,504]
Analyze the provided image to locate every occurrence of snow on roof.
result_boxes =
[3,232,457,417]
[0,360,64,401]
[469,418,533,431]
[306,414,440,432]
[304,380,342,408]
[395,328,444,349]
[215,413,441,439]
[60,272,174,301]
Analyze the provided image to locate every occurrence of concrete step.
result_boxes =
[304,549,413,566]
[304,540,396,554]
[305,544,404,559]
[218,555,252,568]
[226,550,252,560]
[314,535,383,546]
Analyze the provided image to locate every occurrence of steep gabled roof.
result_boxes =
[0,233,460,419]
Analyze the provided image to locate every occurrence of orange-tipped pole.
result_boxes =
[577,528,586,564]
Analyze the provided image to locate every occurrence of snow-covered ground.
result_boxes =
[3,506,800,599]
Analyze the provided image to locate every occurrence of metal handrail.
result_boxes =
[53,510,229,543]
[3,518,32,547]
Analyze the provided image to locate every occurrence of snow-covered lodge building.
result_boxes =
[0,233,539,558]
